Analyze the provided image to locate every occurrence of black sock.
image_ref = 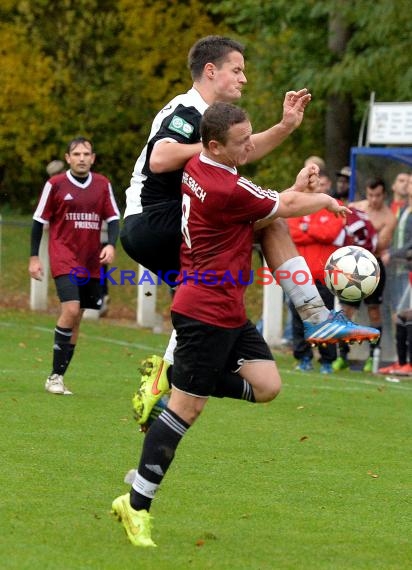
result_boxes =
[212,372,255,402]
[52,326,73,375]
[396,320,407,365]
[338,341,350,359]
[130,407,190,512]
[166,364,172,388]
[369,326,382,357]
[406,323,412,364]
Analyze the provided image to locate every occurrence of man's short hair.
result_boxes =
[66,136,93,154]
[201,102,248,145]
[188,36,245,81]
[366,176,386,192]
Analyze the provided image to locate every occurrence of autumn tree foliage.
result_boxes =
[1,0,410,211]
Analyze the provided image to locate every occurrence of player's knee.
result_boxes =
[259,375,282,402]
[268,376,282,400]
[61,302,81,322]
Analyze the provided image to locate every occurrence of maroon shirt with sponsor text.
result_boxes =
[172,153,279,328]
[33,171,119,278]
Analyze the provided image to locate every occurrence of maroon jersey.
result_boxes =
[33,171,120,278]
[172,154,279,327]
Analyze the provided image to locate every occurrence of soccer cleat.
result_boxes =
[111,494,156,547]
[363,356,373,373]
[397,363,412,375]
[139,395,169,433]
[320,362,333,374]
[378,362,412,375]
[132,355,170,425]
[295,356,313,372]
[45,373,73,395]
[378,362,401,374]
[332,356,349,372]
[304,310,380,345]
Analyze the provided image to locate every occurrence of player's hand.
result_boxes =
[281,88,312,131]
[294,164,320,192]
[326,199,351,218]
[28,256,44,281]
[100,244,115,264]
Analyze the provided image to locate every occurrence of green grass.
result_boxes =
[0,309,411,569]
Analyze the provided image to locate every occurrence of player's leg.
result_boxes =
[120,205,182,282]
[137,319,282,429]
[289,299,314,372]
[404,310,412,373]
[332,302,358,370]
[258,219,329,323]
[223,320,281,402]
[45,276,82,395]
[257,219,380,345]
[316,282,337,374]
[363,259,386,371]
[122,206,180,424]
[114,313,224,546]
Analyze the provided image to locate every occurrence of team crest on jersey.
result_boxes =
[169,115,194,139]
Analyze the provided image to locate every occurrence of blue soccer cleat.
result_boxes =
[304,310,380,346]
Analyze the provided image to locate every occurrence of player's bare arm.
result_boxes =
[150,140,203,173]
[254,166,349,230]
[246,89,311,163]
[376,211,397,254]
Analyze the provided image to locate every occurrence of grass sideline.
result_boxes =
[1,309,411,569]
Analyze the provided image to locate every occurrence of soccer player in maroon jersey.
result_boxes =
[126,36,380,429]
[29,137,120,395]
[111,102,351,546]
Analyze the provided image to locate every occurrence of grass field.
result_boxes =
[0,308,411,569]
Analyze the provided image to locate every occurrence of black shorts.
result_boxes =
[54,275,103,310]
[341,257,386,308]
[171,312,274,397]
[120,202,182,285]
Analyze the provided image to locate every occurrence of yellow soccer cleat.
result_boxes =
[132,355,170,425]
[111,493,156,547]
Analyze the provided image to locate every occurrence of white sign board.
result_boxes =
[367,102,412,144]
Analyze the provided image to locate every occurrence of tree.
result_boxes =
[208,0,412,188]
[0,0,226,212]
[1,0,410,211]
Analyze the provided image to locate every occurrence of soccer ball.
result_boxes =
[324,246,380,302]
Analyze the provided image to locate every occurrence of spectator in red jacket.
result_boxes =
[287,170,345,373]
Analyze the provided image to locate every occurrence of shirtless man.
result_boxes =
[343,177,397,371]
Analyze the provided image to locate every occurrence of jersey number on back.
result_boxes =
[181,194,191,249]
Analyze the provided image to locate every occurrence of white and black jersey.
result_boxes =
[124,88,208,217]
